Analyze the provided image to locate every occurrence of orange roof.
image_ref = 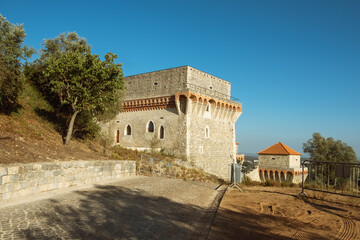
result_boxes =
[257,142,302,155]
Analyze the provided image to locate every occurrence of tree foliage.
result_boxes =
[241,160,257,174]
[303,133,358,163]
[0,14,33,113]
[27,32,124,144]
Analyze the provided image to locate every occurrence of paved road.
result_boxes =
[0,176,223,240]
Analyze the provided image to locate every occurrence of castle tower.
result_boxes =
[106,66,242,179]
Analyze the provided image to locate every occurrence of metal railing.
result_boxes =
[301,160,360,198]
[228,163,243,183]
[182,83,240,102]
[138,154,178,178]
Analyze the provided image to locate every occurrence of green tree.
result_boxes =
[27,32,124,144]
[241,160,257,174]
[303,133,358,163]
[0,14,33,113]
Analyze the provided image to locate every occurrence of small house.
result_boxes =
[258,142,307,183]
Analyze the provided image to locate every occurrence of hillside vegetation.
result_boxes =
[0,81,108,164]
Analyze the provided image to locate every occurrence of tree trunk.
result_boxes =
[64,110,80,145]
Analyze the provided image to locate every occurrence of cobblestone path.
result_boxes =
[0,176,223,240]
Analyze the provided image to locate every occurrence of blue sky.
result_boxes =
[1,0,360,156]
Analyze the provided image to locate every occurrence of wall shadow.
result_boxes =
[20,184,208,239]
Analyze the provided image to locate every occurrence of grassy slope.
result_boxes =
[0,82,107,164]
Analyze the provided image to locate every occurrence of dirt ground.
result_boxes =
[208,186,360,240]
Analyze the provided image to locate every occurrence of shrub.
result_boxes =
[242,176,253,186]
[263,179,281,187]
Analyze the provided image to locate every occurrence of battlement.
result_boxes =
[124,66,233,101]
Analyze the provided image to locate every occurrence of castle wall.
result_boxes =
[109,108,187,156]
[124,66,232,101]
[187,115,235,179]
[124,66,187,100]
[187,67,231,98]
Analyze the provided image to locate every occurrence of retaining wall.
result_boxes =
[0,160,136,202]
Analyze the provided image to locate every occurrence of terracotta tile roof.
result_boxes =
[257,142,302,155]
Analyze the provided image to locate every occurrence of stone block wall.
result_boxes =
[124,66,187,100]
[186,66,231,98]
[188,115,235,179]
[108,108,187,157]
[123,66,232,101]
[259,155,291,169]
[0,160,136,202]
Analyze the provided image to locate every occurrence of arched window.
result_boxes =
[116,130,120,143]
[124,124,131,135]
[147,121,154,132]
[159,126,164,139]
[206,103,210,112]
[204,103,211,118]
[205,126,210,138]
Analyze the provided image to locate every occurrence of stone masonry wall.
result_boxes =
[0,160,136,202]
[124,66,188,100]
[186,66,231,98]
[188,115,235,179]
[123,66,232,101]
[109,108,187,156]
[259,155,301,169]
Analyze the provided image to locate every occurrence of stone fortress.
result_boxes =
[103,66,242,179]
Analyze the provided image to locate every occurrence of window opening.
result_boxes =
[116,130,120,143]
[147,121,154,132]
[205,126,210,138]
[159,126,164,139]
[125,124,131,135]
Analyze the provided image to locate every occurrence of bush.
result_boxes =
[263,179,281,187]
[281,181,295,187]
[242,176,253,186]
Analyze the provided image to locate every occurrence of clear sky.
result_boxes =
[1,0,360,156]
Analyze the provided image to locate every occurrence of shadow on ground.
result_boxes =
[207,206,330,240]
[20,184,207,239]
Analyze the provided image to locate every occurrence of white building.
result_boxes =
[258,142,307,183]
